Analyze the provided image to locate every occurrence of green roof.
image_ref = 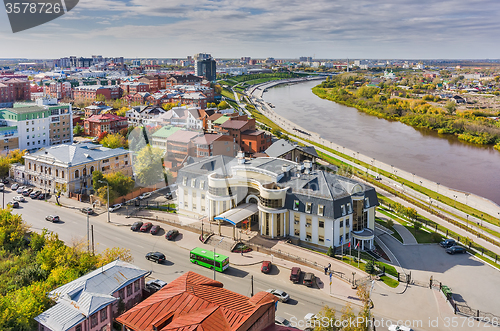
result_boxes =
[151,126,183,139]
[8,106,46,114]
[214,116,230,125]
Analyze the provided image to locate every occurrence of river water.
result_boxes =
[263,80,500,205]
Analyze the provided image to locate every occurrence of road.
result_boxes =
[4,189,351,329]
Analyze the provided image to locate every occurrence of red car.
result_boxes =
[261,261,272,274]
[140,222,153,232]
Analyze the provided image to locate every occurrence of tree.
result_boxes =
[92,171,105,191]
[162,103,176,111]
[413,221,422,235]
[445,101,456,114]
[386,219,394,228]
[100,133,128,149]
[312,305,338,331]
[95,94,106,102]
[163,170,174,186]
[327,246,334,257]
[105,171,135,197]
[97,131,108,143]
[135,145,165,186]
[0,156,10,178]
[73,123,84,136]
[364,260,376,275]
[116,107,129,117]
[54,183,67,205]
[7,149,26,164]
[406,207,418,221]
[97,247,133,267]
[217,100,230,110]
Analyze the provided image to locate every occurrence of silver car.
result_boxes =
[266,289,290,302]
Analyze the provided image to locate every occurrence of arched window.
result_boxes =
[56,169,59,177]
[75,169,79,178]
[48,168,51,175]
[83,168,87,177]
[90,166,94,174]
[61,171,65,178]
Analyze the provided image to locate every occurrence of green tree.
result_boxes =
[7,149,26,165]
[312,305,338,331]
[445,101,456,114]
[116,106,129,117]
[105,171,135,197]
[100,133,128,149]
[95,94,106,102]
[364,260,376,275]
[217,100,230,110]
[406,207,418,221]
[386,219,394,228]
[327,246,334,257]
[0,156,10,178]
[162,103,176,111]
[413,221,422,235]
[92,171,105,191]
[135,145,165,186]
[73,123,84,136]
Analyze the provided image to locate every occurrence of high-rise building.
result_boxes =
[194,53,216,81]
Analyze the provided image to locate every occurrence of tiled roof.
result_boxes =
[86,113,127,122]
[168,130,200,143]
[221,120,248,130]
[192,133,223,145]
[117,271,276,331]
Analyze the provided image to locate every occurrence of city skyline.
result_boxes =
[1,0,499,59]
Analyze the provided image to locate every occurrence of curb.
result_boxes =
[230,260,264,266]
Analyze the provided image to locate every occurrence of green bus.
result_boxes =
[190,247,229,272]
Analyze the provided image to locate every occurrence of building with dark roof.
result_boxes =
[265,139,318,163]
[177,152,378,251]
[116,271,280,331]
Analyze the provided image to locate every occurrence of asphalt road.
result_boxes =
[3,188,352,330]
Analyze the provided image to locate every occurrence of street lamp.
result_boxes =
[466,215,469,228]
[453,195,457,207]
[98,179,110,223]
[213,238,224,281]
[437,183,440,193]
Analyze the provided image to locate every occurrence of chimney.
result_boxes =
[304,160,312,174]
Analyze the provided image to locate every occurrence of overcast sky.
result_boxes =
[1,0,499,59]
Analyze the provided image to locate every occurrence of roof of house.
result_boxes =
[213,115,230,124]
[241,129,266,137]
[35,260,148,331]
[221,120,248,130]
[116,271,276,331]
[86,113,127,123]
[265,139,318,158]
[168,129,201,143]
[152,126,183,139]
[24,143,129,166]
[192,133,223,145]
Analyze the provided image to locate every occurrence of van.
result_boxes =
[290,267,301,283]
[303,272,315,287]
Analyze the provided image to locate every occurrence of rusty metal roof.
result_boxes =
[117,271,276,331]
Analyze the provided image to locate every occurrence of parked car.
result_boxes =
[16,186,26,193]
[22,188,33,196]
[131,221,143,231]
[304,313,317,323]
[45,215,60,222]
[165,229,179,240]
[13,195,25,202]
[109,204,122,212]
[446,246,467,255]
[290,267,301,283]
[266,289,289,302]
[261,261,272,274]
[145,252,166,264]
[388,325,414,331]
[38,193,49,200]
[0,183,4,191]
[7,201,19,208]
[11,183,19,190]
[140,222,153,232]
[2,178,9,184]
[145,279,167,292]
[440,239,456,248]
[303,272,316,287]
[30,190,42,199]
[275,316,291,326]
[150,225,161,235]
[80,207,94,214]
[139,192,152,200]
[165,192,173,200]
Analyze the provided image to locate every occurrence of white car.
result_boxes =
[13,195,25,202]
[109,204,122,212]
[16,186,26,194]
[388,325,414,331]
[11,183,19,190]
[304,313,317,322]
[138,192,152,200]
[266,289,289,302]
[275,316,291,326]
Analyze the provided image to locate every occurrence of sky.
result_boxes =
[1,0,499,59]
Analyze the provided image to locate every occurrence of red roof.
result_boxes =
[86,113,127,123]
[116,271,276,331]
[221,120,248,130]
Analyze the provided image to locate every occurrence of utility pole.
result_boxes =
[87,212,90,252]
[251,275,254,296]
[98,180,110,223]
[91,225,95,255]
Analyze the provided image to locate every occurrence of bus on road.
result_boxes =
[190,247,229,272]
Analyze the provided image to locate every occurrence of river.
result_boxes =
[262,80,500,205]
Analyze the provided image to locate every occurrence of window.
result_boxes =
[183,177,187,186]
[339,235,343,244]
[318,235,324,243]
[75,169,79,178]
[118,288,124,300]
[75,325,82,331]
[347,203,352,213]
[346,233,350,240]
[134,279,140,292]
[293,200,299,211]
[319,220,324,228]
[191,179,196,188]
[61,171,64,178]
[318,205,324,216]
[305,216,312,228]
[200,180,205,189]
[126,284,133,296]
[340,220,343,228]
[27,142,29,146]
[100,307,108,322]
[346,218,350,226]
[294,229,300,236]
[305,202,312,213]
[341,205,346,216]
[365,198,370,208]
[90,313,98,328]
[184,201,188,207]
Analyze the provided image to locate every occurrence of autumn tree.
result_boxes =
[217,100,230,110]
[97,131,109,143]
[100,133,128,149]
[116,106,129,117]
[135,145,165,186]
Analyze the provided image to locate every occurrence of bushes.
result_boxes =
[431,232,442,243]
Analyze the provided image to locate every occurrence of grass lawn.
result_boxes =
[375,217,404,243]
[220,88,235,100]
[403,226,435,243]
[380,275,399,288]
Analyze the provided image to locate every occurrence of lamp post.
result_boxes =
[98,180,110,223]
[453,195,457,207]
[437,183,440,194]
[213,238,224,281]
[465,193,469,205]
[466,214,469,228]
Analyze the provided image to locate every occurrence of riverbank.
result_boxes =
[312,84,500,151]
